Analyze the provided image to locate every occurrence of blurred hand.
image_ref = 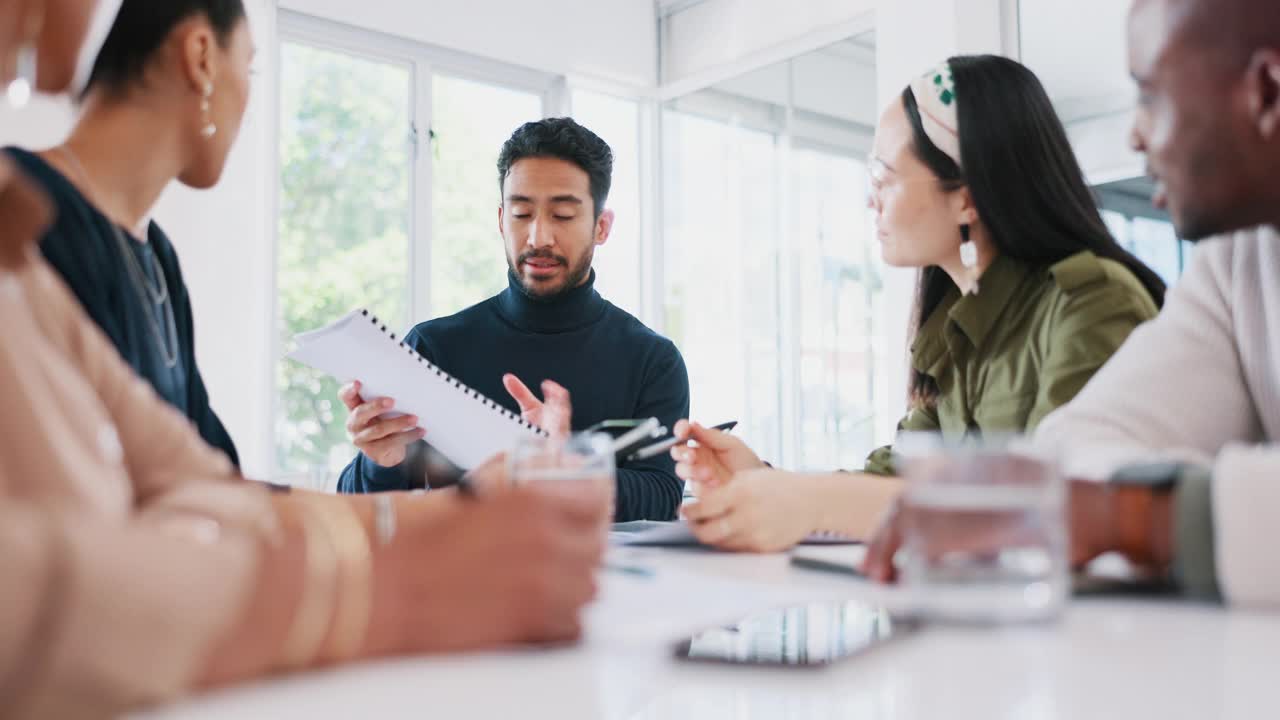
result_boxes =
[860,479,1155,583]
[503,375,573,440]
[339,380,424,467]
[368,481,611,654]
[680,468,819,552]
[461,452,508,494]
[669,420,765,488]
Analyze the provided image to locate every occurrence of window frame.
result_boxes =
[271,10,561,475]
[659,92,883,469]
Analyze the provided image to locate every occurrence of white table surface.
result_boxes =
[137,545,1280,720]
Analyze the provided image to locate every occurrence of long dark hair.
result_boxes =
[84,0,247,98]
[904,54,1166,407]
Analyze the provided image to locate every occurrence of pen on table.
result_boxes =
[627,421,739,462]
[602,561,655,578]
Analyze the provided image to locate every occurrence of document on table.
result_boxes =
[610,520,858,547]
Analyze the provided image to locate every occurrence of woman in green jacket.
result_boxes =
[673,55,1166,552]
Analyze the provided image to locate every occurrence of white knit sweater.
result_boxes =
[1036,225,1280,608]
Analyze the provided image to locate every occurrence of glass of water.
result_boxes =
[895,433,1067,624]
[509,432,617,525]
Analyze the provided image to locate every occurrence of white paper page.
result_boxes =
[611,520,858,547]
[287,309,543,470]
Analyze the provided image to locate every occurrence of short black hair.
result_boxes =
[85,0,247,98]
[497,118,613,219]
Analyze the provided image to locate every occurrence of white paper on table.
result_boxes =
[610,520,858,547]
[587,561,802,645]
[287,308,544,470]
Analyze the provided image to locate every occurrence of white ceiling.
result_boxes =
[1019,0,1136,121]
[707,32,878,128]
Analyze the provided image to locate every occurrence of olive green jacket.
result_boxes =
[865,251,1159,475]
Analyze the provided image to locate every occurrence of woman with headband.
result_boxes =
[671,55,1166,552]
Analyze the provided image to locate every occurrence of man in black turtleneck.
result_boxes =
[336,118,689,522]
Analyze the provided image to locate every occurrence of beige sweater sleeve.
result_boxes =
[52,266,278,536]
[0,503,260,720]
[0,257,274,718]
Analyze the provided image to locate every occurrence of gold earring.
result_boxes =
[5,7,44,109]
[200,82,217,139]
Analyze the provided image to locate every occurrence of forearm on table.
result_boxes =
[199,490,455,686]
[800,472,904,540]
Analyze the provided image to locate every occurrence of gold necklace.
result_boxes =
[55,146,180,369]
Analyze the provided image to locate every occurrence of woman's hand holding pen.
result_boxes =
[669,420,765,489]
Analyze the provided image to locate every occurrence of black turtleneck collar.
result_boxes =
[494,268,608,333]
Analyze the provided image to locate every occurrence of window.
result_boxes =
[1131,217,1186,285]
[571,90,644,316]
[1101,208,1192,286]
[661,108,887,470]
[790,148,886,470]
[273,18,561,481]
[275,42,412,475]
[430,76,542,318]
[663,111,784,463]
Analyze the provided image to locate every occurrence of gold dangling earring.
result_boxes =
[5,7,44,109]
[959,224,980,295]
[200,82,217,139]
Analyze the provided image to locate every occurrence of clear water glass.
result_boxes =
[896,433,1068,624]
[509,432,617,523]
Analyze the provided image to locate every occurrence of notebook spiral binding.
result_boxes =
[359,309,547,436]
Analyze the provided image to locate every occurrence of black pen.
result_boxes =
[626,421,738,462]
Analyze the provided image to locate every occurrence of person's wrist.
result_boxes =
[1149,489,1174,571]
[1069,480,1119,566]
[278,504,339,669]
[1113,485,1173,570]
[362,492,463,657]
[305,499,373,664]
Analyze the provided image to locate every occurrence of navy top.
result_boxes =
[6,147,239,467]
[338,270,690,522]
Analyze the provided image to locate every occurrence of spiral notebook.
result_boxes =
[287,309,546,470]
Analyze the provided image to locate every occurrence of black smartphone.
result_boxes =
[790,554,868,579]
[673,601,918,667]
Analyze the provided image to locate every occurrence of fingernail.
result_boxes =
[382,398,393,408]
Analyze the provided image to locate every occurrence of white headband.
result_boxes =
[71,0,125,96]
[908,62,962,168]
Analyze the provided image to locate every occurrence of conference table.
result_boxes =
[138,544,1280,720]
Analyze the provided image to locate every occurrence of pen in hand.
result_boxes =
[627,421,738,462]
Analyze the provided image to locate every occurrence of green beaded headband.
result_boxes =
[909,62,962,167]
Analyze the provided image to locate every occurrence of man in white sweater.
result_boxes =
[1034,0,1280,607]
[865,0,1280,607]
